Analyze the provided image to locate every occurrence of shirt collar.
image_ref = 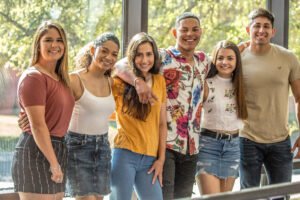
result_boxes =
[167,46,203,63]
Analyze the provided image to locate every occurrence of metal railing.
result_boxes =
[193,159,300,200]
[194,181,300,200]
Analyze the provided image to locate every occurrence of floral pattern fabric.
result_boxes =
[201,75,243,131]
[160,47,209,155]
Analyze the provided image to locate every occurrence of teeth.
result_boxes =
[49,50,60,53]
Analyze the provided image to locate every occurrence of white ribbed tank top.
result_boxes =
[68,73,115,135]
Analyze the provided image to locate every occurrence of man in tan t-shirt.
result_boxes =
[240,8,300,191]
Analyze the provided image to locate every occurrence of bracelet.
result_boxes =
[134,77,141,88]
[49,164,61,173]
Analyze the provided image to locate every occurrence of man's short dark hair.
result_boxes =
[175,12,200,28]
[248,8,275,27]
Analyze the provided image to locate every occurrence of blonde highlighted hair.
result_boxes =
[30,20,70,87]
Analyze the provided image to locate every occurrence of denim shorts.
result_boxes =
[197,134,240,179]
[66,131,111,197]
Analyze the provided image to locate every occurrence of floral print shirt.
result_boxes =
[160,47,209,155]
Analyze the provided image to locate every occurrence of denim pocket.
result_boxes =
[99,139,111,161]
[239,137,259,162]
[66,134,85,149]
[270,137,293,163]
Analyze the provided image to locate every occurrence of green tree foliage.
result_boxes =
[148,0,266,55]
[0,0,299,69]
[0,0,122,70]
[148,0,300,59]
[289,0,300,59]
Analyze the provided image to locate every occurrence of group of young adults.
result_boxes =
[11,6,300,200]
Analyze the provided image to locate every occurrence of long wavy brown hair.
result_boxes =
[122,32,160,121]
[207,40,248,119]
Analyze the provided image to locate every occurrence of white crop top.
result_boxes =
[68,74,115,135]
[201,75,243,131]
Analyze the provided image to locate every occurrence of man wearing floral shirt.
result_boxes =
[116,13,209,199]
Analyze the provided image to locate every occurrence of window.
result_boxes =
[289,0,300,60]
[0,0,122,190]
[148,0,266,54]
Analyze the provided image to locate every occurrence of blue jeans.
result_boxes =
[240,136,293,189]
[110,148,163,200]
[163,149,197,200]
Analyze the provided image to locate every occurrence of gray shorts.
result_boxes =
[12,132,67,194]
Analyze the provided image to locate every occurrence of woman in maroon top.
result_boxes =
[11,21,74,200]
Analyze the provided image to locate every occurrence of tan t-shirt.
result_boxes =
[241,44,300,143]
[112,75,167,157]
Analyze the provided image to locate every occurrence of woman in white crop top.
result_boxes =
[66,33,120,200]
[196,40,248,195]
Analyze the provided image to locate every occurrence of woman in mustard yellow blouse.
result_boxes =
[110,32,167,200]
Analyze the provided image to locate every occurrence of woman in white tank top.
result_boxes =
[66,33,120,200]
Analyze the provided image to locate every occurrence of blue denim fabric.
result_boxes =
[240,136,293,189]
[66,131,111,197]
[197,135,240,179]
[110,148,163,200]
[162,149,198,200]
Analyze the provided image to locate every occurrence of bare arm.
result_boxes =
[114,57,157,104]
[69,73,83,100]
[238,41,250,53]
[290,79,300,158]
[148,102,167,186]
[203,81,209,102]
[25,105,63,183]
[114,57,136,85]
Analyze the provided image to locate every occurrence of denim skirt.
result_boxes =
[11,132,67,194]
[66,131,111,197]
[197,134,240,179]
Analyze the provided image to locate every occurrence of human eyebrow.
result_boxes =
[43,37,53,40]
[146,51,154,56]
[180,27,188,31]
[101,46,109,50]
